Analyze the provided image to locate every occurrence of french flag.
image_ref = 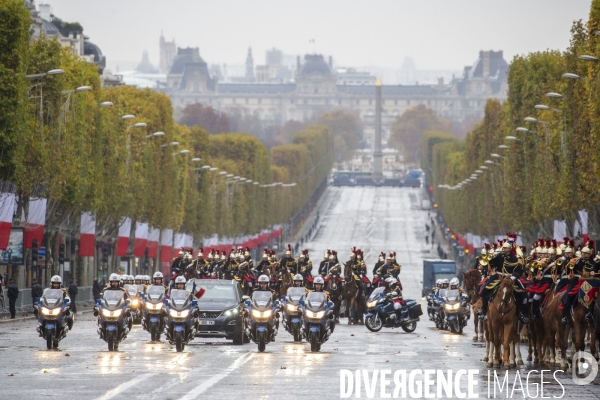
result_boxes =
[79,212,96,256]
[174,233,185,251]
[147,227,159,258]
[0,193,16,250]
[23,198,47,248]
[133,222,148,257]
[160,229,173,263]
[115,217,131,257]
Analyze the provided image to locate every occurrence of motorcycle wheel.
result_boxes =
[365,314,383,332]
[293,326,302,342]
[46,330,54,350]
[401,321,417,333]
[449,320,458,334]
[175,331,184,352]
[310,333,319,353]
[258,331,266,352]
[107,332,115,352]
[53,339,59,349]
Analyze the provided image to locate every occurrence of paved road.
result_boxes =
[1,187,598,399]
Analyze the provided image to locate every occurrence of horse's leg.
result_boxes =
[502,321,513,369]
[473,313,479,341]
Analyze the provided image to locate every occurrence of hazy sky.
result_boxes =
[47,0,592,72]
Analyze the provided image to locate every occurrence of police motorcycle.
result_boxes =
[124,283,142,325]
[299,291,335,352]
[245,289,280,352]
[427,279,442,321]
[95,289,131,351]
[142,283,167,341]
[281,286,306,342]
[442,286,470,334]
[365,287,422,333]
[433,288,448,330]
[164,278,198,352]
[34,278,72,350]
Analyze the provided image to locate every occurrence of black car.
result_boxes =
[190,279,248,344]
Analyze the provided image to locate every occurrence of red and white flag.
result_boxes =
[184,234,193,250]
[79,212,96,256]
[194,286,206,299]
[0,193,16,250]
[133,222,148,257]
[160,229,173,262]
[23,198,47,249]
[115,217,131,257]
[147,227,159,258]
[174,233,185,250]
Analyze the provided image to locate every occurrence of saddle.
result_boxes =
[572,278,600,308]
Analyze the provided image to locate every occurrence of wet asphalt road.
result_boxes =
[1,187,599,399]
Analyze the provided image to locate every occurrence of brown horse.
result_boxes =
[541,290,568,369]
[280,269,293,297]
[567,278,600,365]
[343,264,365,325]
[462,269,483,341]
[487,277,519,369]
[326,265,343,323]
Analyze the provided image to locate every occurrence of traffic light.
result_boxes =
[32,239,39,262]
[59,244,65,264]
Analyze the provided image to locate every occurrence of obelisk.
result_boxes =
[372,77,383,182]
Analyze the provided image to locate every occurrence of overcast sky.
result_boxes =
[46,0,592,72]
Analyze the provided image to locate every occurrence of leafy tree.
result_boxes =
[179,103,230,133]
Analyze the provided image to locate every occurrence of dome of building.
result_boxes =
[168,47,206,75]
[298,54,332,77]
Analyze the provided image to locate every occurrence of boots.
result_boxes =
[477,298,489,321]
[530,299,540,322]
[561,294,573,325]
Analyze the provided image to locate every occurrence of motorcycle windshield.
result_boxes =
[437,289,447,298]
[369,287,385,301]
[103,291,124,310]
[137,284,145,293]
[42,289,63,308]
[286,287,306,304]
[251,291,272,311]
[445,289,460,302]
[170,289,191,310]
[147,286,165,303]
[124,284,138,297]
[305,292,326,312]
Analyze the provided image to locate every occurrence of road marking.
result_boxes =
[179,353,253,400]
[94,373,155,400]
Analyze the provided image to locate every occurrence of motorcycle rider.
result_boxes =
[169,276,188,296]
[292,274,310,295]
[104,273,129,298]
[152,272,169,295]
[449,277,466,295]
[311,276,331,302]
[254,275,277,300]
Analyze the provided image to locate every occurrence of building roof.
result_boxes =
[218,83,296,94]
[169,47,206,75]
[41,18,60,36]
[298,54,332,77]
[337,85,438,96]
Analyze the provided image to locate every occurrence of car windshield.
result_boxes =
[42,289,63,307]
[196,285,236,303]
[369,287,385,301]
[147,286,165,302]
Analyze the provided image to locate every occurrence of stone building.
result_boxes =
[161,49,508,146]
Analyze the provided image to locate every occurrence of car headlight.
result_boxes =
[224,308,239,317]
[306,310,325,319]
[251,309,272,318]
[286,304,298,312]
[367,300,377,308]
[41,307,59,316]
[169,309,190,318]
[102,309,122,317]
[146,302,163,310]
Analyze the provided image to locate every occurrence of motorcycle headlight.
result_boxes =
[251,309,272,318]
[367,300,377,308]
[102,309,122,317]
[131,299,139,307]
[41,307,59,316]
[146,302,163,310]
[306,310,325,319]
[224,308,239,317]
[169,309,190,318]
[286,304,298,312]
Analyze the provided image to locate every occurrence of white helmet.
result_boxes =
[258,275,269,283]
[314,276,324,285]
[109,273,120,282]
[293,274,303,281]
[385,276,396,284]
[441,279,449,285]
[51,275,62,284]
[134,275,143,281]
[143,275,150,282]
[128,275,134,281]
[449,277,460,287]
[435,279,442,286]
[175,276,186,284]
[153,271,163,279]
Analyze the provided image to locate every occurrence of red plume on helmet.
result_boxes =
[589,240,595,252]
[563,237,570,245]
[287,244,292,252]
[569,240,575,248]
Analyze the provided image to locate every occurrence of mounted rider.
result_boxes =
[297,250,314,287]
[477,234,529,324]
[555,239,575,293]
[356,249,371,293]
[528,240,557,321]
[319,250,338,277]
[278,244,298,277]
[255,248,271,274]
[192,249,209,278]
[170,249,186,277]
[561,240,598,325]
